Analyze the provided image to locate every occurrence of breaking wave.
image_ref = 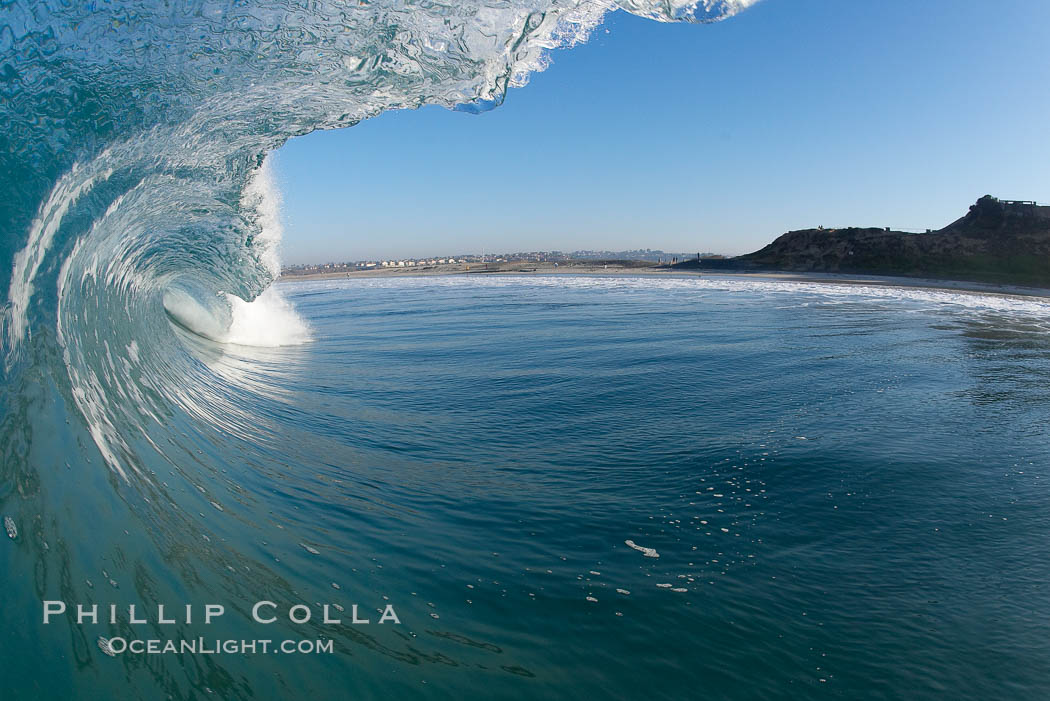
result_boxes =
[1,0,755,473]
[0,1,756,695]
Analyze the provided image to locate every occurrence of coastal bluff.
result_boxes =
[686,196,1050,287]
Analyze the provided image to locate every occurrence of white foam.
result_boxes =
[224,287,312,347]
[289,274,1050,323]
[164,285,310,347]
[208,154,311,347]
[625,539,660,558]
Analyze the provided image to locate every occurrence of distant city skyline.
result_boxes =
[283,247,716,271]
[274,0,1050,266]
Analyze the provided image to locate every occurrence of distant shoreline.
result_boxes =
[277,263,1050,301]
[281,196,1050,296]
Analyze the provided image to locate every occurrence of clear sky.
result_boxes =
[274,0,1050,265]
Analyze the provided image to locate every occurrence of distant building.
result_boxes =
[980,195,1050,219]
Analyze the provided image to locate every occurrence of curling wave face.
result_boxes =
[1,0,755,471]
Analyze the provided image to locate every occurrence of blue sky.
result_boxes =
[274,0,1050,265]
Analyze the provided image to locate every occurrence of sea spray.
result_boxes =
[224,287,313,347]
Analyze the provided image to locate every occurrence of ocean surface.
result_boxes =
[8,273,1050,699]
[3,1,1050,698]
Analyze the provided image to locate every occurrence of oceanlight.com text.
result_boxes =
[100,637,335,655]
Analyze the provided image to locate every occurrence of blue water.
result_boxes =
[4,0,1050,697]
[11,274,1050,698]
[275,275,1050,700]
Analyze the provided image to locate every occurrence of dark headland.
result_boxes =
[676,196,1050,288]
